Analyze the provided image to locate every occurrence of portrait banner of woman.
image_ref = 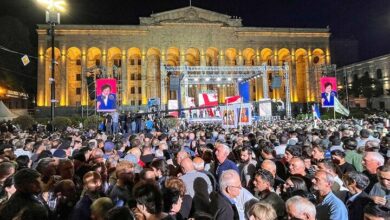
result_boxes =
[96,78,117,112]
[320,77,337,108]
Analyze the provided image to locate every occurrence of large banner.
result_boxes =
[222,106,237,128]
[168,100,178,117]
[238,103,252,126]
[320,77,337,108]
[259,99,272,117]
[96,79,117,112]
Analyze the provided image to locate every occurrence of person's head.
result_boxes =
[150,159,168,178]
[342,171,370,194]
[180,157,195,174]
[284,176,308,192]
[3,175,16,198]
[116,161,134,185]
[285,196,316,220]
[162,188,182,215]
[360,129,370,139]
[324,82,332,93]
[312,145,325,160]
[175,151,189,166]
[261,159,277,177]
[58,158,74,180]
[377,164,390,190]
[13,168,42,195]
[312,170,334,196]
[139,167,156,183]
[101,84,112,96]
[83,171,102,192]
[91,197,114,220]
[219,169,241,199]
[105,207,134,220]
[54,179,77,203]
[248,202,277,220]
[0,161,16,186]
[363,203,390,220]
[240,146,252,163]
[215,143,230,164]
[36,158,57,182]
[330,150,346,165]
[365,140,380,152]
[317,160,337,176]
[289,157,306,176]
[363,152,384,174]
[193,157,205,171]
[285,145,301,163]
[253,169,274,192]
[16,155,31,170]
[343,138,358,150]
[165,177,186,197]
[133,182,163,216]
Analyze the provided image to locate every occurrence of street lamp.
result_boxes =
[37,0,66,121]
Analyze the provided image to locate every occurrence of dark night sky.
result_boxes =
[1,0,389,60]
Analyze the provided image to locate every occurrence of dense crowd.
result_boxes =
[0,116,389,220]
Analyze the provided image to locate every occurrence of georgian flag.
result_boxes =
[198,93,218,107]
[312,104,322,122]
[225,95,242,105]
[198,93,218,117]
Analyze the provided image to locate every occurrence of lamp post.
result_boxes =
[37,0,66,121]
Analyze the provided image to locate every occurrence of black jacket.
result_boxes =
[209,192,239,220]
[346,191,371,220]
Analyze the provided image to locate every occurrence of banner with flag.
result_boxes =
[334,97,350,116]
[225,95,242,105]
[312,104,321,122]
[198,92,218,117]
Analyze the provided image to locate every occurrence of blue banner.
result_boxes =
[239,82,250,103]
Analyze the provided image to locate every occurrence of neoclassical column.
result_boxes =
[255,50,262,100]
[262,61,269,99]
[326,47,331,65]
[290,49,297,102]
[273,49,279,100]
[121,49,128,105]
[59,46,67,106]
[141,51,147,105]
[102,49,108,76]
[160,51,167,105]
[217,49,225,102]
[37,41,46,106]
[236,49,244,102]
[81,50,87,105]
[200,49,207,93]
[305,49,312,102]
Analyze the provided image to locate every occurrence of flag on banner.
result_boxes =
[185,96,196,108]
[198,93,218,107]
[312,104,322,122]
[334,97,350,116]
[198,93,218,117]
[225,95,242,105]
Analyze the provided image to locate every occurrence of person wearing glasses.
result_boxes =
[210,169,241,220]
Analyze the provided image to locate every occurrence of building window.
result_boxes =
[131,100,135,106]
[95,59,101,66]
[130,59,135,65]
[138,60,142,65]
[138,87,142,94]
[138,100,142,105]
[76,59,81,65]
[253,86,256,93]
[376,69,383,79]
[138,73,142,80]
[76,74,81,81]
[76,88,81,95]
[267,59,272,66]
[131,87,135,94]
[114,59,122,67]
[131,74,135,80]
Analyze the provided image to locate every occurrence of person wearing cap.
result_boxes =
[103,142,115,160]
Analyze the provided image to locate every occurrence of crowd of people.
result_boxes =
[0,115,389,220]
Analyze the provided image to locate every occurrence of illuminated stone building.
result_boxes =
[36,6,331,109]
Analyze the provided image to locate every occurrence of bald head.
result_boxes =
[180,157,195,173]
[193,157,205,171]
[289,157,306,175]
[261,159,277,177]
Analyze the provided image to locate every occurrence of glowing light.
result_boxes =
[227,77,232,81]
[194,78,199,82]
[205,78,210,82]
[38,0,67,12]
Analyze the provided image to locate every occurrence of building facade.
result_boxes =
[336,54,390,110]
[36,6,331,109]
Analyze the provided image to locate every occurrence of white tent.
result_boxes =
[0,101,17,121]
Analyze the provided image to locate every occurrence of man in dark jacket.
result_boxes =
[0,168,49,220]
[210,169,241,220]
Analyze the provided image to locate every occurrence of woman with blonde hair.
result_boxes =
[247,202,277,220]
